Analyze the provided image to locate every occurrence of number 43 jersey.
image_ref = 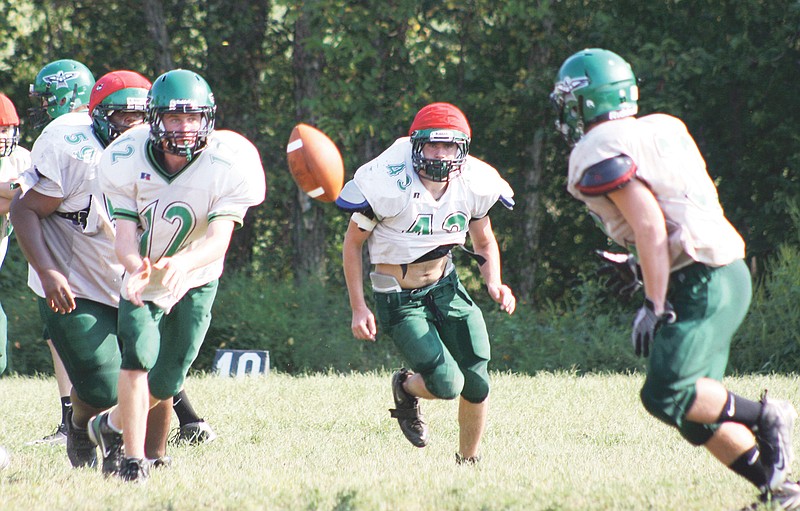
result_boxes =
[98,125,266,309]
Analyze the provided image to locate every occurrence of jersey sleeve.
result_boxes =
[97,136,140,223]
[462,156,515,219]
[208,132,266,226]
[352,137,413,220]
[28,128,67,199]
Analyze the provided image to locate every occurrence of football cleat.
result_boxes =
[756,393,797,491]
[169,420,218,445]
[455,452,481,465]
[388,368,429,448]
[747,480,800,510]
[147,455,172,469]
[119,457,149,483]
[87,411,124,476]
[26,422,67,446]
[65,409,97,468]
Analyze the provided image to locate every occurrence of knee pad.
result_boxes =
[423,362,464,400]
[461,366,490,404]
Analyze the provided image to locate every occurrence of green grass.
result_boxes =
[0,371,796,510]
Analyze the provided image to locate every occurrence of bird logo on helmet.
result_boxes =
[89,70,151,147]
[146,69,216,161]
[409,102,471,182]
[0,93,20,157]
[28,59,95,128]
[550,48,638,145]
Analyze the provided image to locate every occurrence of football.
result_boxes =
[286,124,344,202]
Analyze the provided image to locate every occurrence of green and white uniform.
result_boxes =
[22,114,122,406]
[350,137,513,402]
[99,126,265,398]
[568,114,749,444]
[0,146,31,375]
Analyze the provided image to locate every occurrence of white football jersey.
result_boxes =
[353,137,513,264]
[99,126,266,310]
[0,146,32,270]
[22,114,123,307]
[568,114,745,270]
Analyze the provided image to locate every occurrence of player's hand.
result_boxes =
[41,269,76,314]
[488,283,516,315]
[595,250,642,298]
[631,299,676,357]
[153,256,189,301]
[351,306,377,342]
[126,258,152,307]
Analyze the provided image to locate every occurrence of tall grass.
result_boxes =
[0,371,795,510]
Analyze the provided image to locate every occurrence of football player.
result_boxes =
[10,70,168,473]
[0,93,32,376]
[338,102,516,463]
[91,69,265,481]
[23,59,96,446]
[551,48,799,509]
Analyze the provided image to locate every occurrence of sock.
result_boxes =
[173,390,201,426]
[61,396,72,426]
[729,445,769,489]
[717,391,762,427]
[106,413,122,433]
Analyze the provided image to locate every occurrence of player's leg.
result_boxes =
[145,396,173,466]
[150,281,218,448]
[171,388,217,445]
[102,297,165,481]
[437,275,492,462]
[40,298,120,469]
[27,329,72,446]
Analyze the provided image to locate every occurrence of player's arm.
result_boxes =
[607,179,670,313]
[115,218,149,307]
[342,219,377,341]
[9,190,76,313]
[468,216,515,314]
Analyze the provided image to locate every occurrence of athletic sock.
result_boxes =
[729,445,769,489]
[61,396,72,426]
[717,391,762,427]
[173,390,202,426]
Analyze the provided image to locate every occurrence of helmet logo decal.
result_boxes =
[553,76,590,94]
[169,99,199,109]
[42,70,80,89]
[386,162,405,176]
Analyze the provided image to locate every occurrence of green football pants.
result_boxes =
[640,259,751,445]
[38,297,121,408]
[374,270,491,403]
[118,281,218,400]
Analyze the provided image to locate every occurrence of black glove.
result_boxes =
[595,250,643,298]
[631,299,677,357]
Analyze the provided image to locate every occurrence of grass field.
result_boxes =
[0,371,797,510]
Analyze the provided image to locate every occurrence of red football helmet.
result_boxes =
[408,102,471,182]
[89,70,151,146]
[0,93,20,157]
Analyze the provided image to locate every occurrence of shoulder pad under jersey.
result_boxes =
[335,179,370,212]
[462,156,515,210]
[352,138,414,218]
[577,154,636,196]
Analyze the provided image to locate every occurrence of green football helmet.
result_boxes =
[550,48,638,144]
[146,69,216,160]
[408,102,471,182]
[29,59,95,128]
[89,70,151,147]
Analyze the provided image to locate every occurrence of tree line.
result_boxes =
[1,0,798,306]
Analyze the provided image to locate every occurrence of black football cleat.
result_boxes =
[389,368,429,448]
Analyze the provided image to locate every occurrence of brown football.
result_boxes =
[286,123,344,202]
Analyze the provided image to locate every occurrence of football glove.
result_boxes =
[631,298,677,357]
[595,250,643,298]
